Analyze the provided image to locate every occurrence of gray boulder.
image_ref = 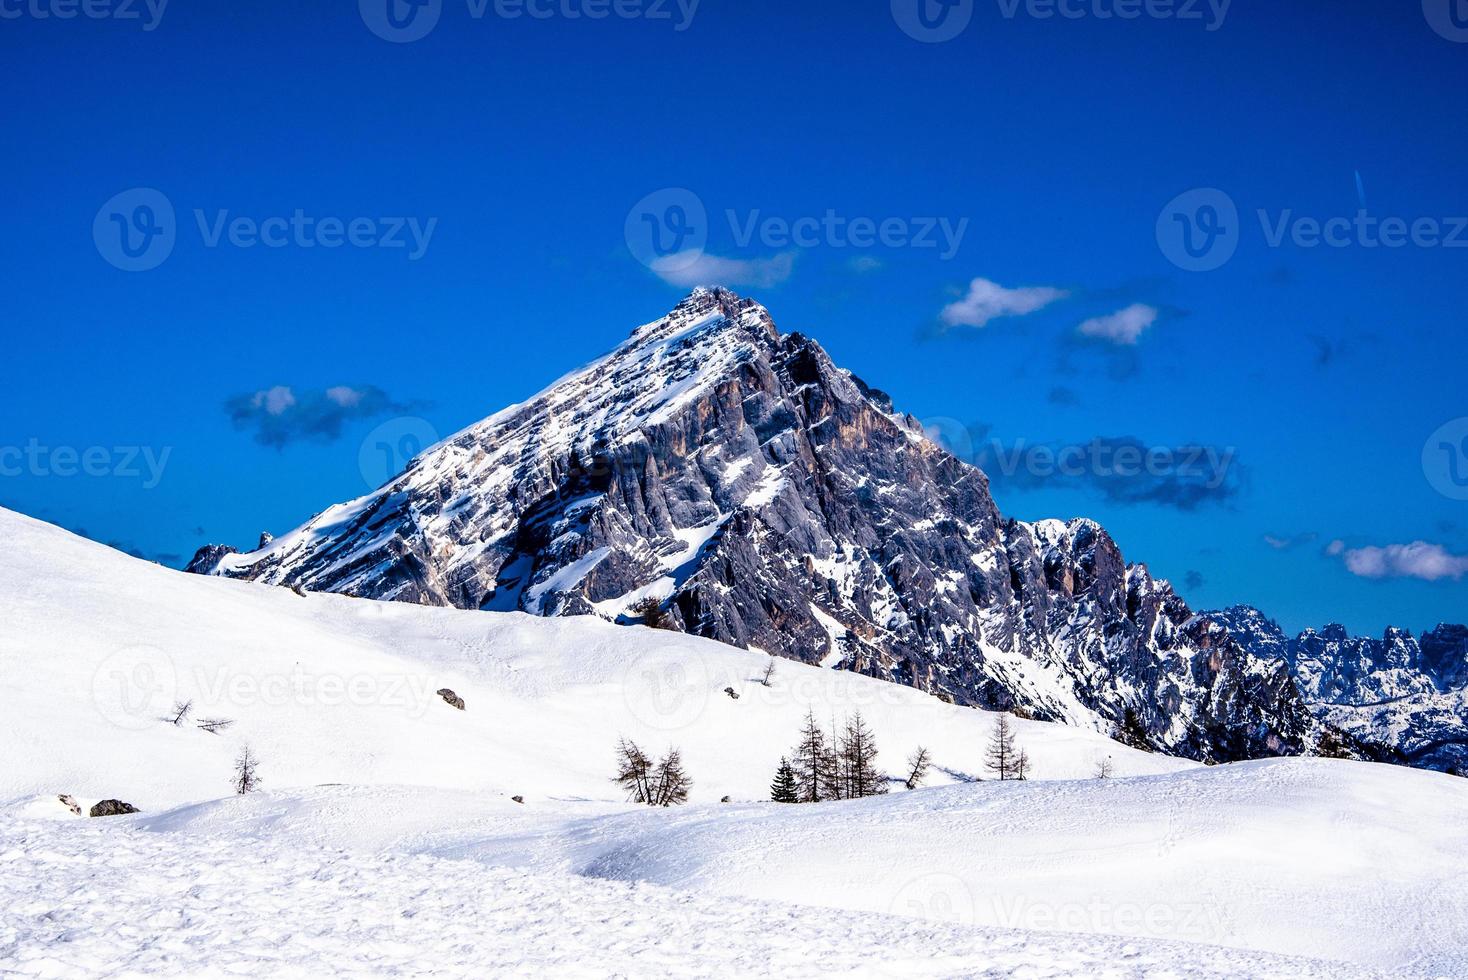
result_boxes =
[89,799,140,817]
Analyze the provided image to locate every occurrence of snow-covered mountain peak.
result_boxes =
[622,286,778,350]
[184,292,1465,771]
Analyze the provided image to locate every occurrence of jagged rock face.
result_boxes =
[1421,625,1468,692]
[184,544,238,576]
[190,288,1319,763]
[1209,607,1468,773]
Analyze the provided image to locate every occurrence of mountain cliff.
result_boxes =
[1205,607,1468,773]
[189,288,1453,766]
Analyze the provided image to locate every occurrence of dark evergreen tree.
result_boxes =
[1115,708,1151,752]
[770,757,799,803]
[1315,727,1355,760]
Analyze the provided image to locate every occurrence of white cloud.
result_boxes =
[1077,303,1159,345]
[1325,539,1346,556]
[1336,541,1468,582]
[251,385,297,417]
[649,251,796,289]
[325,386,365,408]
[939,278,1068,330]
[848,256,883,274]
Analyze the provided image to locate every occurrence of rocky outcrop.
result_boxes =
[187,288,1453,767]
[90,799,140,817]
[185,544,238,575]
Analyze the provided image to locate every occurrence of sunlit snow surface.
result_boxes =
[3,507,1466,978]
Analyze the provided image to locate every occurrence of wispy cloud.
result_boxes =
[226,385,423,449]
[649,251,796,288]
[940,278,1068,330]
[1331,540,1468,582]
[1264,531,1319,551]
[1077,303,1160,345]
[848,256,883,274]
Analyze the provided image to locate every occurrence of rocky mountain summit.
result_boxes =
[1205,607,1468,772]
[189,288,1461,769]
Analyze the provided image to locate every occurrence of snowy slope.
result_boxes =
[0,505,1186,812]
[3,816,1384,980]
[5,506,1468,978]
[132,760,1468,978]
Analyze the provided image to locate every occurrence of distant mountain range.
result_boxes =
[188,288,1467,772]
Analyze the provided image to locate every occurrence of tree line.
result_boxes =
[616,708,1042,807]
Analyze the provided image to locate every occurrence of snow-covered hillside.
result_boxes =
[4,505,1467,978]
[132,759,1468,977]
[0,506,1184,812]
[4,815,1384,979]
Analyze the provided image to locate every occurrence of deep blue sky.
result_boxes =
[2,0,1465,636]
